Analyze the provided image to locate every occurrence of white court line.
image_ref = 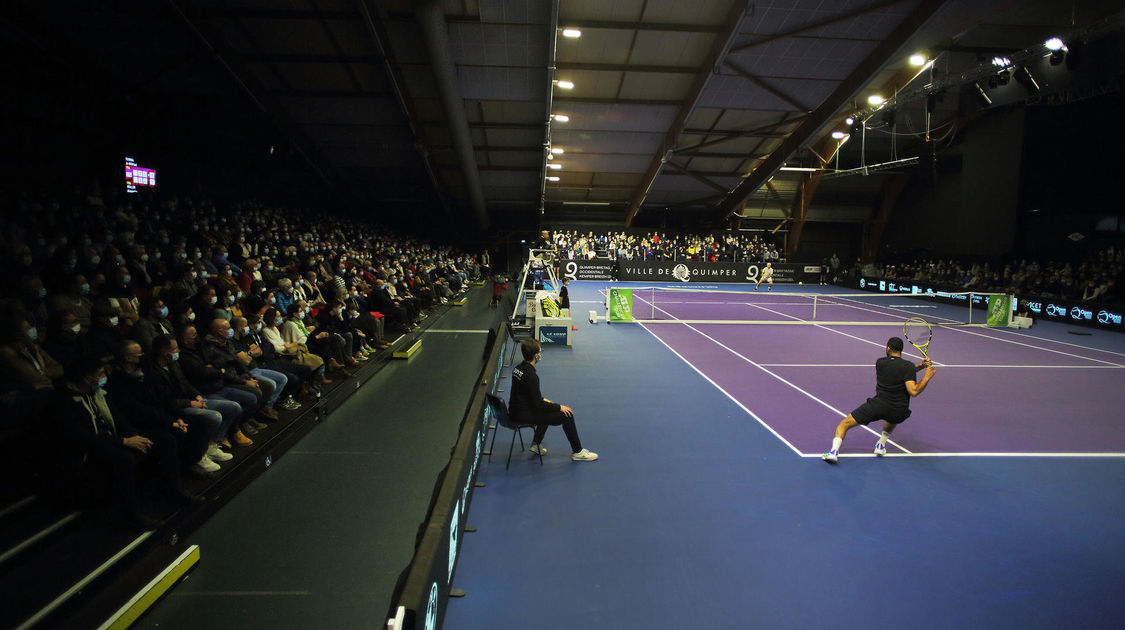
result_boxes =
[992,326,1125,358]
[800,452,1125,458]
[822,295,1125,367]
[759,363,1125,369]
[680,322,913,454]
[422,329,492,334]
[739,299,934,363]
[635,291,912,453]
[636,322,805,457]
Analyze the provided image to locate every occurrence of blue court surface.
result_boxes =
[444,282,1125,630]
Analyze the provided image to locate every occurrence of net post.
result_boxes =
[812,295,818,320]
[968,294,973,324]
[650,287,656,320]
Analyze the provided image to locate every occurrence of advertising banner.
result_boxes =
[856,277,1125,331]
[608,288,634,322]
[987,295,1012,327]
[615,261,801,283]
[561,259,616,281]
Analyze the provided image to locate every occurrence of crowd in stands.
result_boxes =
[876,248,1122,305]
[550,230,782,262]
[0,191,485,526]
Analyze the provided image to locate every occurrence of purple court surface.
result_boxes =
[626,284,1125,458]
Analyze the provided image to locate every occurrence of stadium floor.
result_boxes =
[443,281,1125,630]
[134,287,501,629]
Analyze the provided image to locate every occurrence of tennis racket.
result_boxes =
[903,317,933,358]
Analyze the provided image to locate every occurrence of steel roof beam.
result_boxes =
[558,19,725,33]
[623,0,749,227]
[723,59,809,112]
[729,0,911,54]
[415,0,489,230]
[718,0,947,220]
[664,162,730,193]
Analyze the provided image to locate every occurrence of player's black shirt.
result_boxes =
[510,360,560,420]
[873,356,917,409]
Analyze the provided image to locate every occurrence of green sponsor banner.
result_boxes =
[987,294,1012,327]
[608,288,634,322]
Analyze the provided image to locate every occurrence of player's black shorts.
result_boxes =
[850,397,911,425]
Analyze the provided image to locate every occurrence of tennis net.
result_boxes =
[606,286,1013,327]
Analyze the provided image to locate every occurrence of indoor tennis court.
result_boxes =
[444,281,1125,630]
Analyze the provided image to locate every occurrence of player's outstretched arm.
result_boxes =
[905,365,936,397]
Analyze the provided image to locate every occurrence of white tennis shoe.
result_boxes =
[874,442,887,457]
[821,449,838,463]
[529,443,547,456]
[571,448,598,462]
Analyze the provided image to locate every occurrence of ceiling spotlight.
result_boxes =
[555,80,575,89]
[561,28,582,38]
[867,94,884,106]
[991,56,1012,68]
[551,147,564,154]
[973,83,992,108]
[845,116,854,126]
[546,176,561,182]
[909,54,926,67]
[831,131,846,140]
[548,163,562,170]
[552,114,569,122]
[1045,37,1066,51]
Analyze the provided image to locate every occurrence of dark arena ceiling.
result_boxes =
[5,0,1124,232]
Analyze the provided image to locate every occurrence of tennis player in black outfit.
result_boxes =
[822,337,935,462]
[509,339,598,462]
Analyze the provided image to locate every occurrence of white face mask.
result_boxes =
[71,323,81,334]
[109,316,120,327]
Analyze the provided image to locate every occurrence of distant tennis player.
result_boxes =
[755,263,774,291]
[822,337,935,462]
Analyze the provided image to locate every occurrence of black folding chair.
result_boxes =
[486,393,543,470]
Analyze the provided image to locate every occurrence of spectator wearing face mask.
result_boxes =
[0,315,64,420]
[86,301,125,363]
[47,273,95,332]
[316,300,364,365]
[104,265,140,326]
[302,271,327,308]
[275,277,298,317]
[232,315,302,410]
[193,286,220,323]
[169,265,201,304]
[283,301,350,372]
[133,297,176,353]
[41,308,86,376]
[106,341,211,478]
[236,259,258,296]
[176,325,259,448]
[146,334,237,470]
[261,306,328,385]
[202,318,278,422]
[211,246,242,276]
[125,245,154,290]
[49,355,200,528]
